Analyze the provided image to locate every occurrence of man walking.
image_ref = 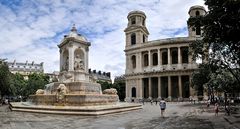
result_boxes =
[159,98,166,117]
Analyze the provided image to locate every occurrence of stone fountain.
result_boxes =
[10,25,141,115]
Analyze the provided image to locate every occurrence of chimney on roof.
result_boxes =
[106,72,111,78]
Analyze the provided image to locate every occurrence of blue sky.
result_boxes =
[0,0,205,79]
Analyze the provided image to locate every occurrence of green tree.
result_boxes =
[188,0,240,84]
[0,59,11,98]
[97,80,126,101]
[9,73,27,97]
[97,81,112,91]
[25,73,49,97]
[112,82,125,101]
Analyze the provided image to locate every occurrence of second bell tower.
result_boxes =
[124,11,149,47]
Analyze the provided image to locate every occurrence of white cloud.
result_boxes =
[0,0,205,80]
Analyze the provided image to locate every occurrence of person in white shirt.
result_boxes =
[159,98,166,117]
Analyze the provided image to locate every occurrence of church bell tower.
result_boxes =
[188,5,206,37]
[124,11,149,47]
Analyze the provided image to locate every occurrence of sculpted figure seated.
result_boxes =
[36,89,44,95]
[74,54,84,70]
[103,88,118,95]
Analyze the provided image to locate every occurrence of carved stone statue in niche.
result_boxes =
[74,54,84,70]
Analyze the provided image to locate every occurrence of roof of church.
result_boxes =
[189,5,206,13]
[127,10,146,18]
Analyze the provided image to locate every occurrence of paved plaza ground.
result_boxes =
[0,102,239,129]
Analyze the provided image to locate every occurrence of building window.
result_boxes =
[195,11,200,16]
[131,17,136,25]
[132,87,136,97]
[131,55,136,68]
[143,35,145,43]
[196,23,201,35]
[143,54,149,66]
[162,51,168,65]
[182,47,189,63]
[142,19,145,26]
[171,49,178,64]
[131,33,136,45]
[152,53,158,66]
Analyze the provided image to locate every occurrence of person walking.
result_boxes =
[214,103,219,116]
[159,98,166,117]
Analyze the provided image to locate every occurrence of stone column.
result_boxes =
[68,46,74,71]
[160,49,163,66]
[158,49,161,66]
[158,77,161,98]
[59,49,63,71]
[178,47,182,64]
[126,55,130,73]
[188,47,193,64]
[178,75,182,98]
[126,80,130,101]
[148,77,152,98]
[168,48,171,65]
[139,78,143,99]
[139,52,142,71]
[148,50,151,66]
[168,76,172,100]
[85,49,89,73]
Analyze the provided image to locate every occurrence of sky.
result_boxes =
[0,0,205,80]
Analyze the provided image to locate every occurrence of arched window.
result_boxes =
[144,54,149,66]
[132,87,136,97]
[195,11,200,16]
[131,33,136,45]
[131,17,136,25]
[152,53,158,66]
[131,55,136,68]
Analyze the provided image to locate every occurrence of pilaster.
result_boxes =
[158,49,161,66]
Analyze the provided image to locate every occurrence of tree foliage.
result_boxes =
[25,73,49,97]
[188,0,240,85]
[97,80,126,101]
[9,73,27,97]
[0,59,11,97]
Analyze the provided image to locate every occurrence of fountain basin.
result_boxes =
[29,94,118,106]
[10,102,142,116]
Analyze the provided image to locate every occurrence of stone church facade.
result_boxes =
[124,6,206,101]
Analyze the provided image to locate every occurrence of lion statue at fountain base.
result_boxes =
[103,88,117,95]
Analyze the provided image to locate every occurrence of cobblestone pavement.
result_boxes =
[0,102,239,129]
